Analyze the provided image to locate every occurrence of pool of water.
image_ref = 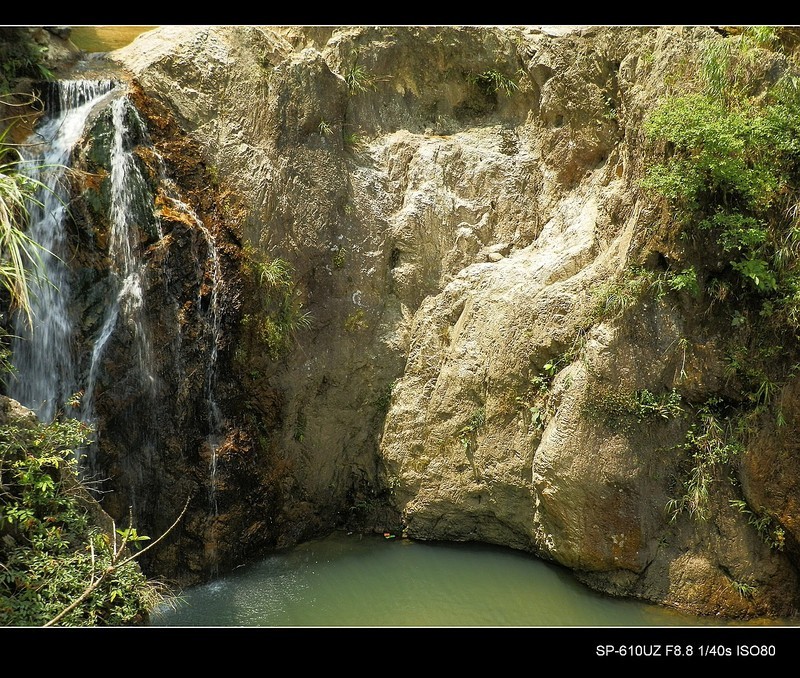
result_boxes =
[149,532,768,627]
[69,27,158,53]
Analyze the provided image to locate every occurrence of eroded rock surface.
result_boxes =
[36,24,797,617]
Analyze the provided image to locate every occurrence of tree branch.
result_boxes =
[43,494,192,627]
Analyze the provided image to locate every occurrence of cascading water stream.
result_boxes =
[81,95,161,429]
[200,225,223,518]
[10,80,117,422]
[160,182,224,516]
[199,220,223,518]
[10,79,226,535]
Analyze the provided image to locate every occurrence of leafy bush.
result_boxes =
[642,94,788,217]
[661,266,701,297]
[0,417,163,625]
[643,32,800,310]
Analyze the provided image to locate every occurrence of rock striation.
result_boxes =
[9,24,798,618]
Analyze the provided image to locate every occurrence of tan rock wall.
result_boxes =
[108,25,800,617]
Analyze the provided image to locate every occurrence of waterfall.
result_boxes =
[10,80,117,422]
[81,95,160,427]
[160,183,224,515]
[9,79,225,529]
[201,219,223,517]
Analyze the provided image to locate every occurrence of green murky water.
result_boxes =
[69,26,157,52]
[149,532,772,627]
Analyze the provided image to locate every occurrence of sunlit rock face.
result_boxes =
[28,24,793,617]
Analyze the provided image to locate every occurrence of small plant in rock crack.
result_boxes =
[515,360,560,429]
[731,579,757,599]
[471,69,519,97]
[344,64,376,94]
[240,246,313,361]
[666,398,743,523]
[343,128,366,151]
[457,407,485,453]
[729,499,786,551]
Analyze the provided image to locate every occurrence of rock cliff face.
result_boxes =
[20,24,800,617]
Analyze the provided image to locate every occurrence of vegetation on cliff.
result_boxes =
[0,28,52,95]
[0,119,168,626]
[641,26,800,543]
[0,416,163,625]
[238,246,312,362]
[0,125,47,332]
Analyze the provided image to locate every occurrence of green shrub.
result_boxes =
[0,418,164,625]
[662,266,700,297]
[643,33,800,308]
[642,94,785,214]
[584,386,684,434]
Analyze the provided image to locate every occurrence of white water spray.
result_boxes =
[10,80,117,422]
[10,79,226,528]
[81,95,160,425]
[161,184,224,515]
